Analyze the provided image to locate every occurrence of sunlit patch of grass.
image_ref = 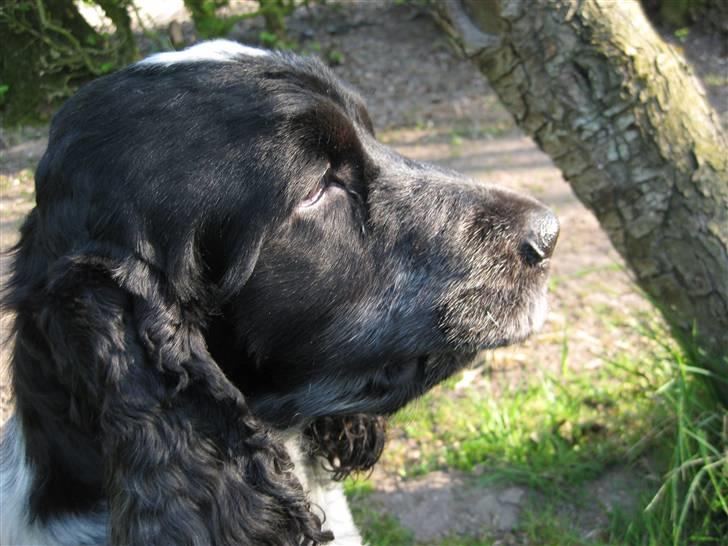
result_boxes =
[606,331,728,546]
[346,480,415,546]
[363,313,726,544]
[382,344,664,490]
[343,477,375,497]
[518,508,610,546]
[353,507,414,546]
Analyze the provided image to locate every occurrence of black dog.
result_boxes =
[0,40,558,545]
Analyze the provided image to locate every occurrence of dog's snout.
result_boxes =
[521,208,560,266]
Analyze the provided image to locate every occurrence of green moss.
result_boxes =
[1,1,135,126]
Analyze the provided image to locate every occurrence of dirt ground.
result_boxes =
[1,0,726,542]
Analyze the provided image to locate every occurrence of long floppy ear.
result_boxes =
[38,252,333,546]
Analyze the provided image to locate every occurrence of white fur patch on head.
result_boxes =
[138,39,268,66]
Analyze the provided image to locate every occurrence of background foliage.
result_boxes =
[0,0,305,125]
[0,0,724,126]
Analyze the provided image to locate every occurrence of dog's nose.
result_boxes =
[521,208,560,265]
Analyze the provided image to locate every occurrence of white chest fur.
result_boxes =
[285,436,363,546]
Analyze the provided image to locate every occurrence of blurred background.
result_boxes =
[1,1,726,545]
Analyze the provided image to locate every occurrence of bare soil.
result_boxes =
[1,0,726,542]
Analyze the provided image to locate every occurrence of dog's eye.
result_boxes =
[299,169,344,209]
[300,179,327,208]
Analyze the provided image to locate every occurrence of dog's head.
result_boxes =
[9,41,557,544]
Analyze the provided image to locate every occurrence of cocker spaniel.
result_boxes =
[0,40,559,545]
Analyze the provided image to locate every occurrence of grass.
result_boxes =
[382,346,660,488]
[347,316,728,545]
[607,335,728,546]
[518,508,612,546]
[346,480,415,546]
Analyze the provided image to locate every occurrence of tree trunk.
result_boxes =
[437,0,728,394]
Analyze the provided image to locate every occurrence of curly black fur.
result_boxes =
[5,248,333,545]
[305,415,388,481]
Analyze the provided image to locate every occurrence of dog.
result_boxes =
[0,40,559,545]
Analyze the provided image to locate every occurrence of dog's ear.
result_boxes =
[37,253,333,546]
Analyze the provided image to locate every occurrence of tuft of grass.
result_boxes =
[343,477,375,497]
[607,332,728,546]
[674,27,691,42]
[357,512,414,546]
[326,49,345,66]
[383,347,662,490]
[378,314,724,543]
[518,508,610,546]
[347,310,726,545]
[346,480,414,546]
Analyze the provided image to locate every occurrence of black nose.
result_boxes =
[521,208,560,265]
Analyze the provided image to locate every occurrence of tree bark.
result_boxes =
[437,0,728,392]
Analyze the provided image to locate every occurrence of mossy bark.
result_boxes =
[438,0,728,393]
